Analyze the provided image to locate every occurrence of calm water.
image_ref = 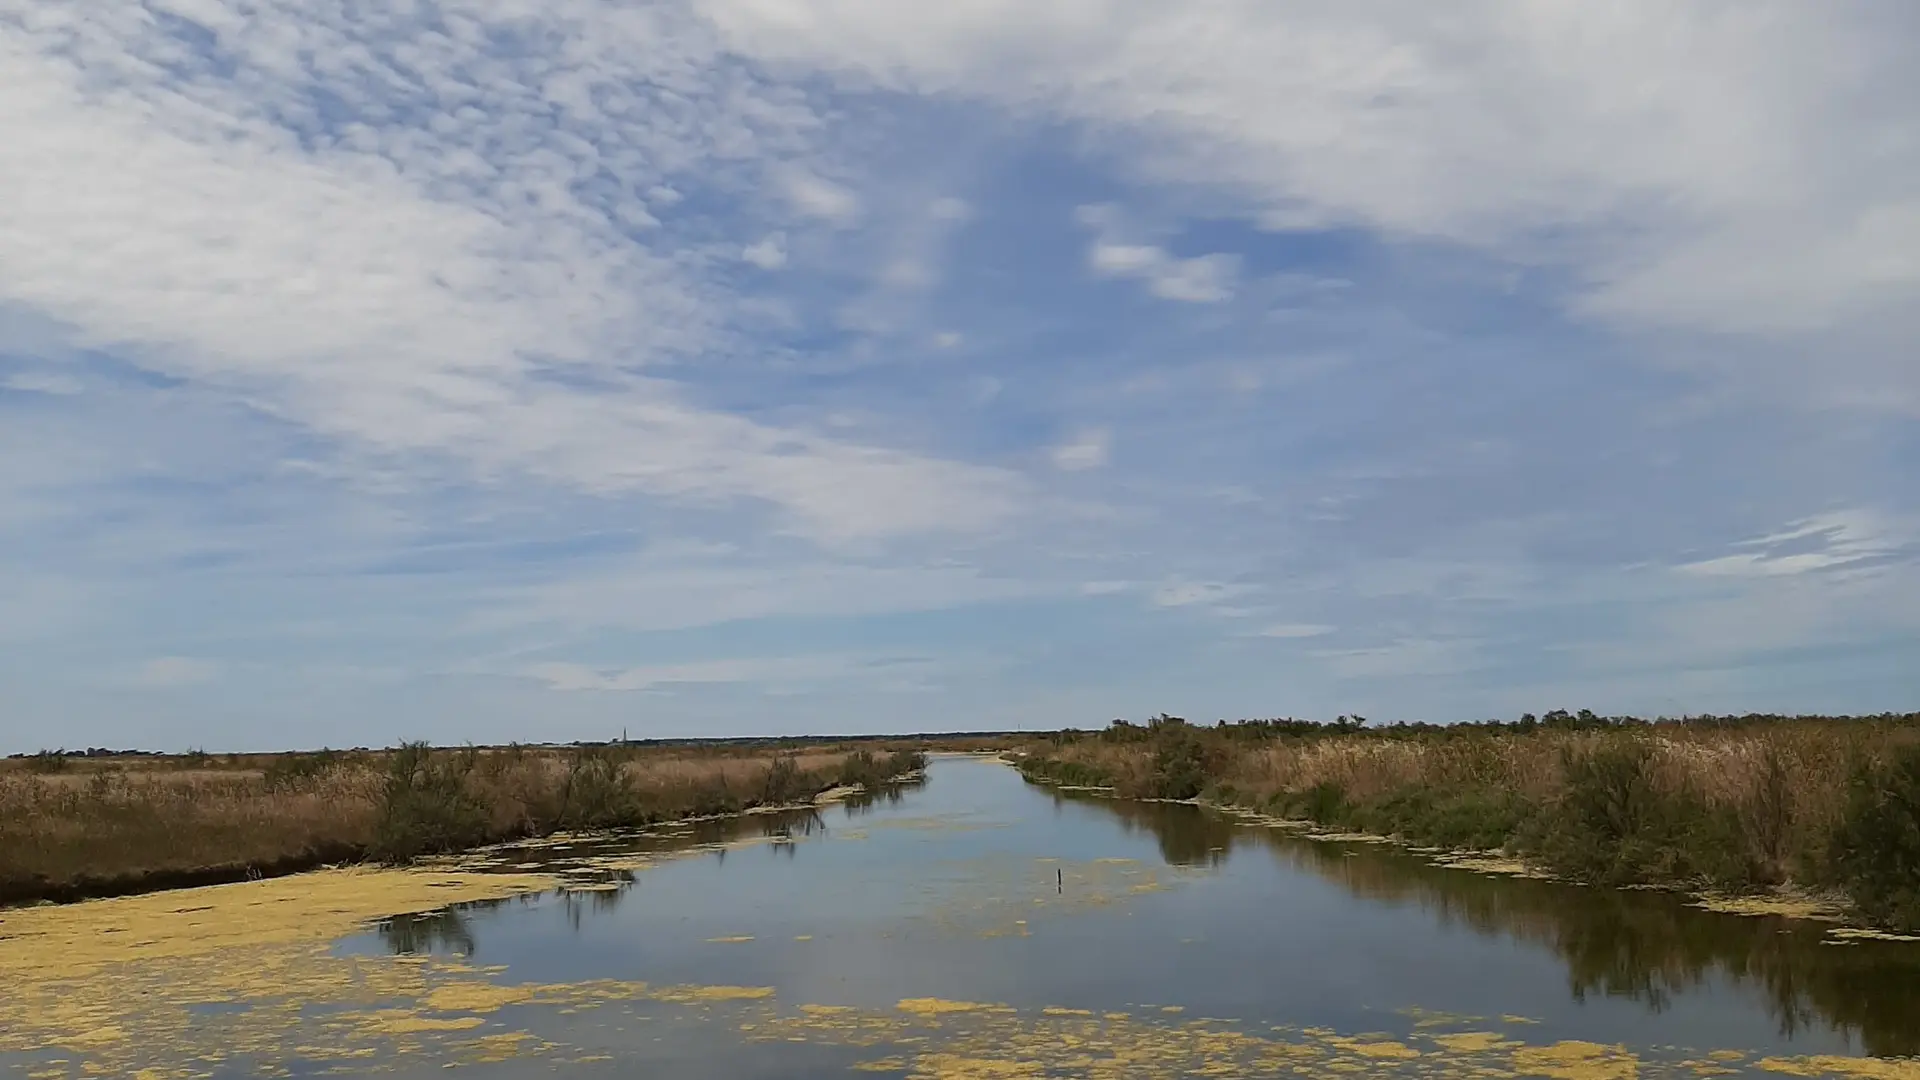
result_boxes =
[299,755,1920,1076]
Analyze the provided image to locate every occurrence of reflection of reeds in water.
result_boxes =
[1057,792,1235,868]
[840,777,926,817]
[1057,786,1920,1057]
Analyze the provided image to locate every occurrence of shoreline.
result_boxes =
[0,774,918,910]
[1012,768,1914,940]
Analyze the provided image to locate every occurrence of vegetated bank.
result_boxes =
[0,742,928,906]
[1013,711,1920,930]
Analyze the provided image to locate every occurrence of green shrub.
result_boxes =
[1016,756,1115,788]
[262,749,341,791]
[559,746,639,830]
[1147,733,1207,800]
[25,750,70,775]
[371,743,490,862]
[1832,745,1920,930]
[1300,780,1348,824]
[1522,739,1752,888]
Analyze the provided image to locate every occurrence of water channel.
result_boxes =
[7,754,1919,1078]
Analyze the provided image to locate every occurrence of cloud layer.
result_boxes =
[2,0,1916,749]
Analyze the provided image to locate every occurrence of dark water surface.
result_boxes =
[325,756,1918,1076]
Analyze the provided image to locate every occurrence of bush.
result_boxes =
[760,755,807,805]
[1017,756,1115,788]
[1148,733,1207,800]
[1832,745,1920,930]
[25,750,70,775]
[371,743,490,862]
[559,746,638,830]
[1522,740,1751,888]
[837,748,920,790]
[262,749,341,791]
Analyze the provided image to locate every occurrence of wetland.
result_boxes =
[4,754,1919,1078]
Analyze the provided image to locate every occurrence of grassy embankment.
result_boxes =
[0,742,927,905]
[1014,712,1920,930]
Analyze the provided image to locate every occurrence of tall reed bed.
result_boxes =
[0,743,927,902]
[1016,713,1920,928]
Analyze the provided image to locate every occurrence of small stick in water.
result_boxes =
[1057,867,1062,894]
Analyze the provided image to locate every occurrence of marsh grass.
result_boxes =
[1017,713,1920,927]
[0,742,928,901]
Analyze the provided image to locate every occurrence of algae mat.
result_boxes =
[1,862,1908,1077]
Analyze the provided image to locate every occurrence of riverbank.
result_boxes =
[1012,712,1920,930]
[0,743,926,906]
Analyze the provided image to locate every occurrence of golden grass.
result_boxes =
[0,742,923,903]
[1018,716,1920,896]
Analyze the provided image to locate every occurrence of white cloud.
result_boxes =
[935,331,966,350]
[1079,208,1239,303]
[1079,580,1132,596]
[1677,510,1911,579]
[929,196,972,221]
[1258,623,1334,639]
[474,545,1044,634]
[1,371,84,395]
[1049,427,1111,471]
[1150,579,1256,609]
[1088,242,1163,276]
[521,653,920,693]
[743,234,789,269]
[697,1,1920,407]
[132,656,218,687]
[782,169,862,223]
[0,1,1019,543]
[1311,639,1477,679]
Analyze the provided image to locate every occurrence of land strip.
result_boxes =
[0,741,929,906]
[1011,712,1920,930]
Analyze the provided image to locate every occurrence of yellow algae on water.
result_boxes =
[1434,1032,1515,1053]
[1828,927,1920,943]
[1512,1040,1639,1080]
[422,982,536,1013]
[1041,1007,1093,1017]
[1758,1057,1920,1079]
[1707,1050,1747,1062]
[897,998,1008,1016]
[648,985,776,1004]
[909,1053,1049,1079]
[0,866,557,982]
[351,1009,488,1034]
[1691,893,1845,922]
[1328,1037,1421,1060]
[458,1031,537,1064]
[706,935,755,943]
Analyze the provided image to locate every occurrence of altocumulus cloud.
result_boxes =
[1,0,1918,749]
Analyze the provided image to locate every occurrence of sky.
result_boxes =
[2,2,1918,752]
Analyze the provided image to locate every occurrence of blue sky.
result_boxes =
[3,2,1918,751]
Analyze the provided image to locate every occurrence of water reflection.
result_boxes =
[375,899,518,957]
[840,777,925,817]
[1048,786,1920,1056]
[1054,791,1236,867]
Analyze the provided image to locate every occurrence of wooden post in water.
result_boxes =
[1057,867,1062,894]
